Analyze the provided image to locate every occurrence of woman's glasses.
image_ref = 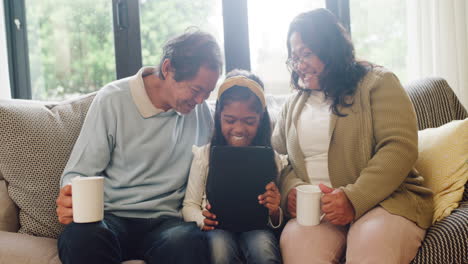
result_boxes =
[286,51,314,72]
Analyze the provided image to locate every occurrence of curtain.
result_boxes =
[407,0,468,108]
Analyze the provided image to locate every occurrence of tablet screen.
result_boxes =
[206,146,278,232]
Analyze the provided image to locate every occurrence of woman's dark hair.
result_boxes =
[287,8,369,116]
[158,28,223,82]
[210,69,272,148]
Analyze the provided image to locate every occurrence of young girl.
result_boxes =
[182,69,287,264]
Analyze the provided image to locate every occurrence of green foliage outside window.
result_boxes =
[26,0,216,101]
[350,0,407,82]
[25,0,406,101]
[140,0,220,67]
[27,0,115,101]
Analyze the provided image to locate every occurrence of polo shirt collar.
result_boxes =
[129,67,180,118]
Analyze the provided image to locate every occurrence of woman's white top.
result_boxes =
[297,91,332,187]
[182,144,289,229]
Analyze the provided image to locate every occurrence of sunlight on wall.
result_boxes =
[248,0,325,95]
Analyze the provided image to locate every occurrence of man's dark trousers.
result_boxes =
[58,213,209,264]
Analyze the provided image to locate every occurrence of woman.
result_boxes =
[273,8,432,264]
[182,69,286,264]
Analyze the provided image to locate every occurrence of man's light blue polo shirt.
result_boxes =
[60,67,213,219]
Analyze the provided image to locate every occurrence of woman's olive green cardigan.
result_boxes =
[272,67,433,229]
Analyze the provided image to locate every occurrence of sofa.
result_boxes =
[0,77,467,264]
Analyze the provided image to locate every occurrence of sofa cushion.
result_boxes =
[0,180,19,232]
[0,231,61,263]
[0,231,145,264]
[0,93,95,238]
[415,118,468,223]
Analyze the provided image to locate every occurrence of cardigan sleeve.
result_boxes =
[274,152,289,175]
[342,70,420,219]
[272,96,308,216]
[182,145,210,229]
[272,98,289,155]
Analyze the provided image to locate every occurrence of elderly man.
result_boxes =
[56,30,222,264]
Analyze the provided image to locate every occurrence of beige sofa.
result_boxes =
[0,77,467,264]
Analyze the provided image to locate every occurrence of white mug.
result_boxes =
[296,185,323,226]
[71,176,104,223]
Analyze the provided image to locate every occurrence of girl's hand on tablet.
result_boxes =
[258,182,281,216]
[202,203,218,231]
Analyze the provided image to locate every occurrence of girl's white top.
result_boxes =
[182,144,288,229]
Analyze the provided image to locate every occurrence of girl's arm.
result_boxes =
[268,206,283,229]
[260,181,283,229]
[182,145,210,229]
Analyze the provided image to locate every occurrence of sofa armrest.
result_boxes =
[405,77,468,130]
[0,180,19,232]
[411,201,468,264]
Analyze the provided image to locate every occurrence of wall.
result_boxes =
[0,1,11,99]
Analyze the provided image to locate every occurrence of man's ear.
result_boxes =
[161,58,173,79]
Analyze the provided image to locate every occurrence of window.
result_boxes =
[139,0,224,67]
[5,0,350,100]
[139,0,224,100]
[350,0,407,82]
[248,0,325,95]
[26,0,115,101]
[0,1,10,99]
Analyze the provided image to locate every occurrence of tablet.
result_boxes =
[206,145,278,232]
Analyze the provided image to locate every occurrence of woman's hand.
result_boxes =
[258,182,281,215]
[319,183,355,225]
[287,188,297,218]
[202,203,218,231]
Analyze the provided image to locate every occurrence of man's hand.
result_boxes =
[258,182,281,215]
[319,183,355,225]
[56,185,73,225]
[202,203,218,231]
[287,188,297,218]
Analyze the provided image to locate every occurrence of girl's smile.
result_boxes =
[221,100,261,147]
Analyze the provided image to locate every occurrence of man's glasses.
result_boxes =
[286,51,314,71]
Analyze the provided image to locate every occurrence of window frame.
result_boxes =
[4,0,350,99]
[4,0,31,99]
